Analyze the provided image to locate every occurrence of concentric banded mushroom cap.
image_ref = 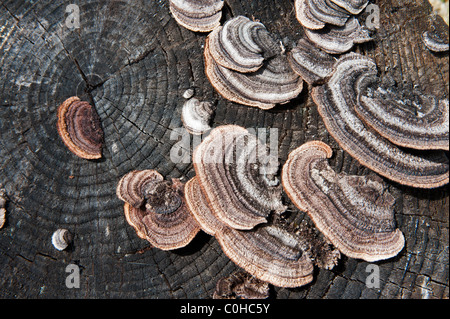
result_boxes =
[208,16,281,73]
[192,125,286,230]
[51,229,73,251]
[144,179,184,214]
[295,0,351,30]
[124,203,200,250]
[56,96,104,159]
[181,98,215,135]
[356,77,449,151]
[311,53,449,188]
[281,141,405,262]
[216,225,314,287]
[295,0,326,30]
[0,189,6,229]
[185,176,312,288]
[204,40,303,109]
[304,17,372,54]
[422,31,449,52]
[330,0,369,14]
[287,38,336,85]
[169,0,224,32]
[116,170,164,208]
[309,0,351,26]
[185,176,225,236]
[118,171,200,250]
[0,208,5,229]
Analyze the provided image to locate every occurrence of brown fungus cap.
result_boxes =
[169,0,224,32]
[144,179,184,214]
[296,0,325,30]
[356,77,449,151]
[308,0,351,26]
[51,229,73,251]
[304,17,372,54]
[192,125,286,230]
[422,31,449,52]
[216,225,314,288]
[207,16,281,73]
[185,176,312,288]
[116,170,164,208]
[294,219,341,270]
[56,96,103,159]
[185,176,225,236]
[118,171,200,250]
[0,208,5,230]
[295,0,350,30]
[181,98,215,135]
[204,40,303,109]
[282,141,405,262]
[0,189,6,229]
[311,53,449,188]
[287,38,336,85]
[123,202,200,250]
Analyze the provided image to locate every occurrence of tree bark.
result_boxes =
[0,0,448,299]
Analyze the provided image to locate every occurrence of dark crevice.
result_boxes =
[36,252,57,262]
[1,3,20,22]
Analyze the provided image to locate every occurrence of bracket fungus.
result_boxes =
[169,0,224,32]
[185,176,313,288]
[356,78,449,151]
[282,141,405,262]
[0,208,4,229]
[183,125,315,287]
[422,31,449,52]
[51,229,73,251]
[0,189,6,229]
[207,16,281,73]
[117,170,200,250]
[295,0,351,30]
[185,177,225,236]
[217,225,314,288]
[213,270,270,299]
[295,0,326,30]
[294,219,341,270]
[182,88,195,99]
[204,39,303,109]
[311,53,449,188]
[56,96,104,160]
[304,17,372,54]
[288,38,336,85]
[192,125,286,230]
[181,98,215,135]
[116,169,164,209]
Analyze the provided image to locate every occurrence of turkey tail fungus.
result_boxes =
[169,0,224,32]
[117,170,200,250]
[56,96,104,160]
[282,141,405,262]
[311,53,449,188]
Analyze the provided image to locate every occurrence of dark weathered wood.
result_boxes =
[0,0,448,298]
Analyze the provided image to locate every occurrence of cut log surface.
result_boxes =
[0,0,448,299]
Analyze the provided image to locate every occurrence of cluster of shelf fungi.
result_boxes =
[42,0,448,298]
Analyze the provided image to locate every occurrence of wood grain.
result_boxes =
[0,0,448,298]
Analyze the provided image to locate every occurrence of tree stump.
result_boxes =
[0,0,448,299]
